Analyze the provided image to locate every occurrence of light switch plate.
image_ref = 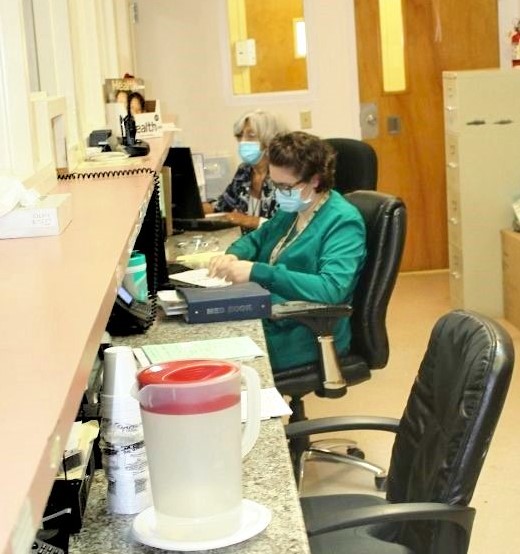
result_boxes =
[300,110,312,129]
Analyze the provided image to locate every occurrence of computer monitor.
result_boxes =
[163,147,205,219]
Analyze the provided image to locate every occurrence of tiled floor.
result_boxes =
[299,271,520,553]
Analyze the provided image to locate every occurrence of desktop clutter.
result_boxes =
[99,347,272,550]
[87,106,150,159]
[158,240,272,324]
[88,75,172,162]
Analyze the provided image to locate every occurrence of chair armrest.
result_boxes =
[271,301,353,337]
[285,415,400,439]
[306,502,475,538]
[271,301,353,320]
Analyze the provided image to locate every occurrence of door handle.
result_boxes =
[360,103,379,139]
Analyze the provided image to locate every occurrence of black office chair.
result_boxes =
[325,138,378,193]
[286,310,514,554]
[272,190,406,482]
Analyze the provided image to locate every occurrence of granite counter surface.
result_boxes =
[69,315,310,553]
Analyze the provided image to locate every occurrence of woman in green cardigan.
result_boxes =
[208,131,366,373]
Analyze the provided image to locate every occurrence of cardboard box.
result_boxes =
[0,193,72,239]
[502,229,520,329]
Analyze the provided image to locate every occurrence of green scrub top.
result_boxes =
[227,190,366,372]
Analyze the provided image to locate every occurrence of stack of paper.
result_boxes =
[157,290,187,316]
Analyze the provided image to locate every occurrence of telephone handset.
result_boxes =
[30,538,64,554]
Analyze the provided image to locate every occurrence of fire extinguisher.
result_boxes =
[511,21,520,67]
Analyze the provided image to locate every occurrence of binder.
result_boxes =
[178,282,271,323]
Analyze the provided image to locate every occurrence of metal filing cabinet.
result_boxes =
[443,69,520,317]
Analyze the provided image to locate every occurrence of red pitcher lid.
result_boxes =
[137,359,238,386]
[137,359,240,414]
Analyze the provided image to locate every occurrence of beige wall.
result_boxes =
[134,0,520,168]
[134,0,360,165]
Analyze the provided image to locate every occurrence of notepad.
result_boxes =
[141,336,265,364]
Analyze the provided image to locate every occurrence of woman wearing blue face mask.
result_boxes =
[208,132,367,372]
[203,109,288,230]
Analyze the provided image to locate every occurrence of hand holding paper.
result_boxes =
[169,267,231,288]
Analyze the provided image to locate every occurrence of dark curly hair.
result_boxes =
[267,131,336,192]
[128,91,145,113]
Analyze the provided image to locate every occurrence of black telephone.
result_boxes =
[106,285,155,335]
[30,538,64,554]
[120,112,150,157]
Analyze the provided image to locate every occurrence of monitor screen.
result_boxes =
[163,147,205,219]
[117,285,133,305]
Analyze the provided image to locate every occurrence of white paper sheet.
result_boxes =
[169,267,231,288]
[241,387,292,422]
[141,336,265,364]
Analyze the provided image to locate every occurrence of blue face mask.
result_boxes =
[275,188,312,213]
[238,141,263,165]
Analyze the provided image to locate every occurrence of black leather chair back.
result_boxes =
[387,310,514,552]
[345,191,407,370]
[326,138,378,193]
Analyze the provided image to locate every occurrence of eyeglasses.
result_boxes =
[235,131,258,141]
[271,178,305,197]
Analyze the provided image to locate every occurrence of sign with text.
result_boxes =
[134,111,163,139]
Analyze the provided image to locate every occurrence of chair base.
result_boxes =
[298,439,388,493]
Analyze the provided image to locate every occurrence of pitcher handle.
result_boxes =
[241,365,261,457]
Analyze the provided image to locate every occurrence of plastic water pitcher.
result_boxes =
[123,250,148,302]
[136,359,261,541]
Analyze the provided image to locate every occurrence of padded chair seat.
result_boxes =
[302,494,413,554]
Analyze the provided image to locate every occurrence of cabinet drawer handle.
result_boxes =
[466,119,486,126]
[494,119,513,125]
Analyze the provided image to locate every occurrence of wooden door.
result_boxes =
[354,0,499,271]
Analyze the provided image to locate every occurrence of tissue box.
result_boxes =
[0,193,72,238]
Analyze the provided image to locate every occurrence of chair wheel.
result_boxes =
[375,476,387,491]
[346,447,365,459]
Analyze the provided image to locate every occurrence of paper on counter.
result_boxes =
[157,290,187,305]
[169,267,231,288]
[142,336,265,364]
[241,387,292,422]
[133,347,152,368]
[157,290,188,316]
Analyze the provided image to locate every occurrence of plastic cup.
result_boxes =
[123,251,148,302]
[103,346,138,397]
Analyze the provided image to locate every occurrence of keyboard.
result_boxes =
[172,218,239,232]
